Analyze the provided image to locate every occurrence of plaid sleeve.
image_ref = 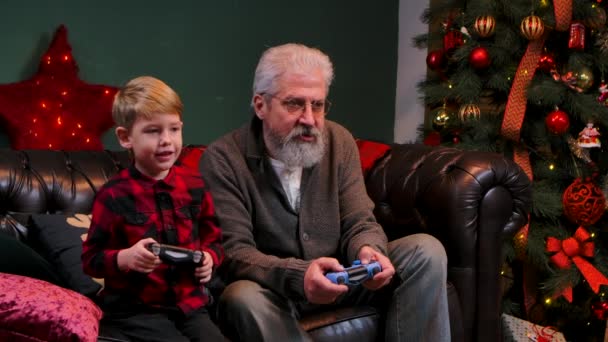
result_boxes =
[81,186,123,279]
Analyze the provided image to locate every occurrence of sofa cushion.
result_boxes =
[28,213,103,298]
[355,139,391,177]
[0,232,64,286]
[0,272,102,342]
[177,145,207,170]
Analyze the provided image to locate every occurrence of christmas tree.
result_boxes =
[415,0,608,340]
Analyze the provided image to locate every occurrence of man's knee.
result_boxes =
[218,279,263,314]
[390,233,447,274]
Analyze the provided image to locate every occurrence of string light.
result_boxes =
[545,298,552,305]
[549,163,555,170]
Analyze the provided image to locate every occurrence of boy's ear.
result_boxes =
[115,126,132,149]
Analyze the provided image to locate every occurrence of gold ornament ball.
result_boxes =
[576,66,595,91]
[564,65,595,92]
[458,103,481,121]
[586,5,607,30]
[474,15,496,38]
[520,15,545,40]
[432,107,453,131]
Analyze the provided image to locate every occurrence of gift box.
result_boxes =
[502,313,567,342]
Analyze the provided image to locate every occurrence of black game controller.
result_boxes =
[146,243,203,266]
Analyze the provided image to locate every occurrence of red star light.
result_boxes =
[0,25,117,150]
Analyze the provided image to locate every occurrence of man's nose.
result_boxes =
[298,103,316,125]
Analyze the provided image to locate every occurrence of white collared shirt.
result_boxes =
[269,157,303,211]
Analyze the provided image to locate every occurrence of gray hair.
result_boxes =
[252,43,334,102]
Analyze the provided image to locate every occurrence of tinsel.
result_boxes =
[595,29,608,56]
[567,135,591,163]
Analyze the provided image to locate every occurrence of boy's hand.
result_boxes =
[117,238,161,273]
[195,251,213,284]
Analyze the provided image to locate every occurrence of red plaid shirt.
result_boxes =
[82,164,223,315]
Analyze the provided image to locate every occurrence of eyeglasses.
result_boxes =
[263,94,331,116]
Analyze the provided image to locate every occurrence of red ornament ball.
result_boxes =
[538,51,556,72]
[592,301,608,320]
[545,109,570,135]
[423,131,441,146]
[562,178,606,226]
[469,46,491,69]
[426,49,446,71]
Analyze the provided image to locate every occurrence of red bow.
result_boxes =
[546,227,608,302]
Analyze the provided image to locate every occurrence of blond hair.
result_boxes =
[112,76,183,129]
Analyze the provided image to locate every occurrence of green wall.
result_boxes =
[0,0,398,150]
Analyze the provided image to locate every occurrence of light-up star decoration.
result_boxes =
[0,25,117,150]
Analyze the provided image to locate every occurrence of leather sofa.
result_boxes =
[0,142,531,342]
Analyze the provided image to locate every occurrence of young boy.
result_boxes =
[82,76,225,342]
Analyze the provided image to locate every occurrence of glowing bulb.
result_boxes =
[33,118,37,123]
[104,89,110,95]
[48,144,52,148]
[63,55,69,61]
[71,132,75,136]
[549,163,555,170]
[41,102,47,109]
[545,298,552,305]
[61,91,67,96]
[86,138,90,143]
[77,124,82,129]
[57,117,62,125]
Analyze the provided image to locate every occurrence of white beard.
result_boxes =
[266,124,326,168]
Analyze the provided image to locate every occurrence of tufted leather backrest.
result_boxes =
[0,150,130,216]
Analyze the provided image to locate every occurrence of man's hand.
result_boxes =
[195,251,214,284]
[304,257,349,304]
[117,238,161,273]
[358,246,395,290]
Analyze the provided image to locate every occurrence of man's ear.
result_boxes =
[115,126,132,149]
[252,94,267,120]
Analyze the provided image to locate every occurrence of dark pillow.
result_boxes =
[0,272,102,342]
[0,232,63,286]
[28,213,102,298]
[0,213,30,240]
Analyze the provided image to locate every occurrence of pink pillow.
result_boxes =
[0,272,102,342]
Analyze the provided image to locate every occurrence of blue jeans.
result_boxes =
[217,233,450,342]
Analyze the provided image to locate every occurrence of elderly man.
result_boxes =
[200,43,450,342]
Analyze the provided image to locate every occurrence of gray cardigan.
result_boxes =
[200,117,387,301]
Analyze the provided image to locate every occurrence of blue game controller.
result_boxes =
[325,260,382,285]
